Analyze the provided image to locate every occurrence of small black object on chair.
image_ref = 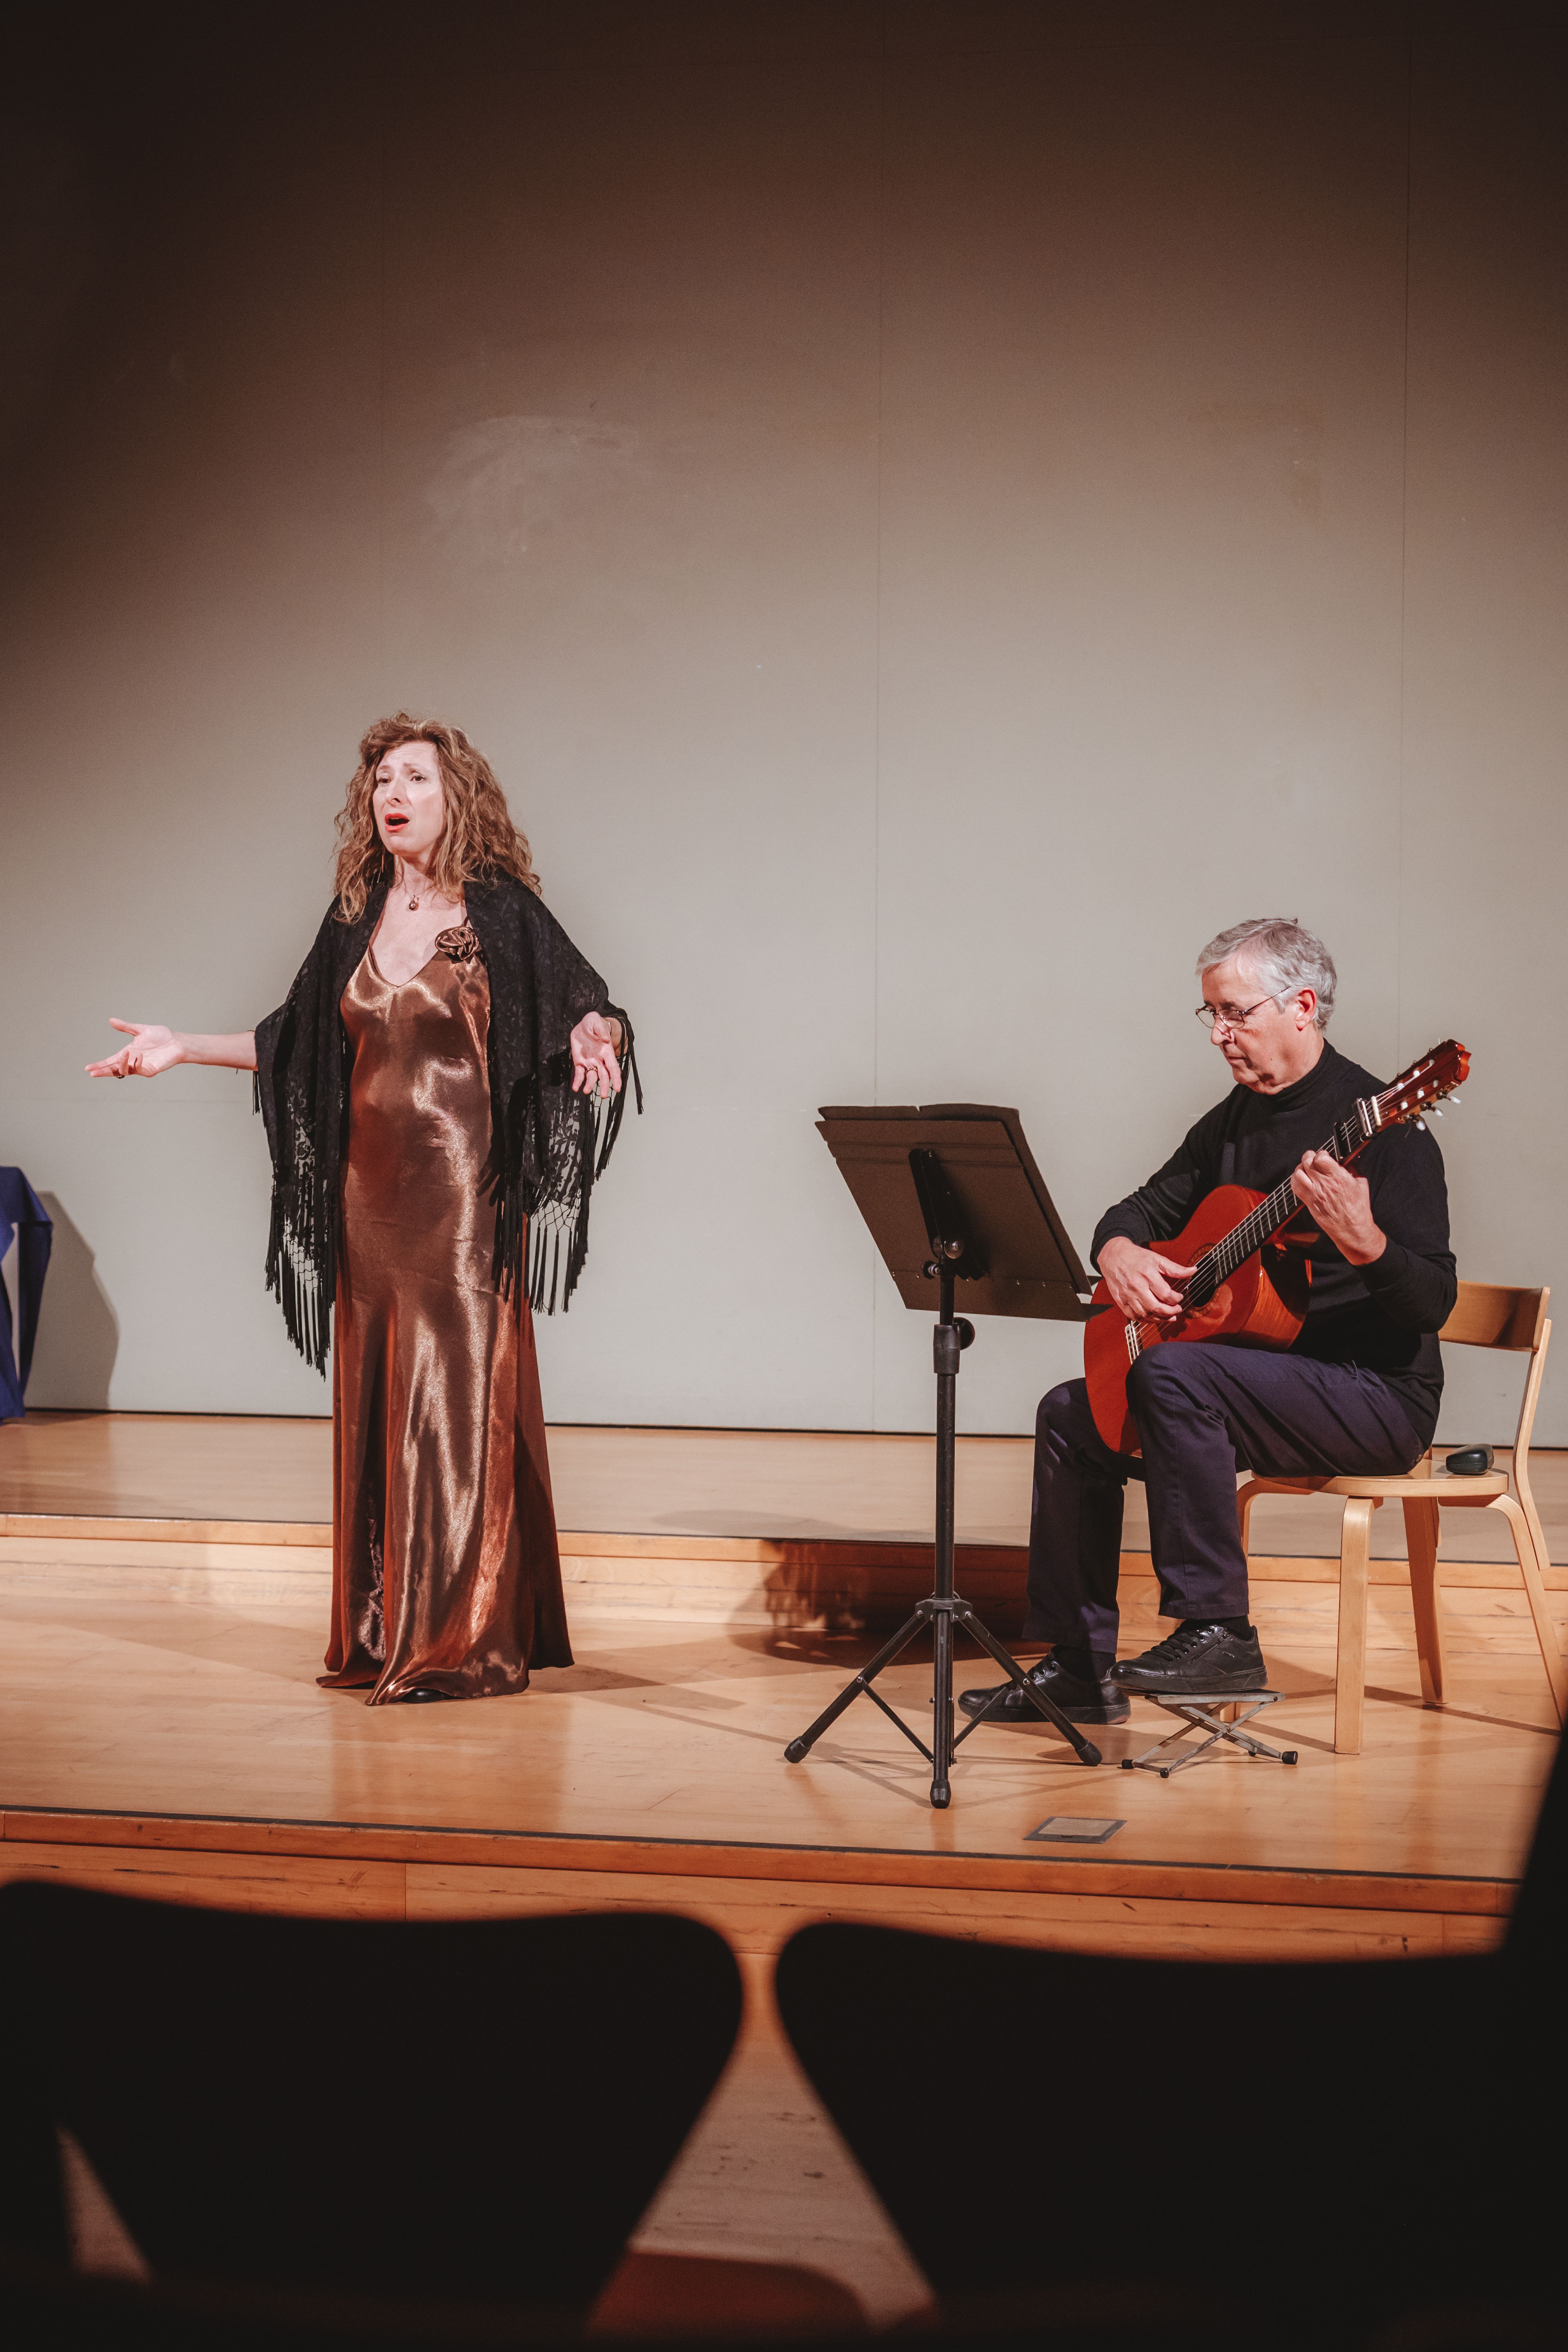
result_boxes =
[1445,1443,1496,1476]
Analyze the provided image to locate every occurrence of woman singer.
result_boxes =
[87,714,638,1705]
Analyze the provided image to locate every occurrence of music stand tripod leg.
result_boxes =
[783,1605,940,1765]
[953,1607,1101,1766]
[785,1265,1101,1804]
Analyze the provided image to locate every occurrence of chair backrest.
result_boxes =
[0,1888,741,2312]
[1437,1282,1551,1479]
[775,1915,1558,2326]
[1439,1281,1547,1351]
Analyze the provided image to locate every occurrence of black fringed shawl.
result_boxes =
[253,873,640,1372]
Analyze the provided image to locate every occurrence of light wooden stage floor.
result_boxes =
[4,1412,1562,2319]
[0,1412,1560,1946]
[1,1529,1558,1948]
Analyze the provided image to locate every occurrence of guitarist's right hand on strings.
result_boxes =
[1097,1235,1197,1323]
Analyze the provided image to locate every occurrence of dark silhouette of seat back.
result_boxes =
[777,1735,1568,2331]
[1506,1715,1568,1963]
[0,1887,741,2312]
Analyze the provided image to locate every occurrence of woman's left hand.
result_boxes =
[1290,1150,1385,1266]
[570,1012,623,1099]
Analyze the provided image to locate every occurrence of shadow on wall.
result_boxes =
[25,1194,119,1409]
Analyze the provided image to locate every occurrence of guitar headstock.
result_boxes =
[1376,1040,1471,1132]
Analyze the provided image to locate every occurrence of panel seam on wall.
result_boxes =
[1396,31,1415,1072]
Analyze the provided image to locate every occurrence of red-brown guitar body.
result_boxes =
[1083,1185,1312,1455]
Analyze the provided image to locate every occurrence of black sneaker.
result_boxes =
[1110,1622,1266,1695]
[957,1654,1130,1726]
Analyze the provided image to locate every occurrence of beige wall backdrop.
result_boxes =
[2,1,1563,1440]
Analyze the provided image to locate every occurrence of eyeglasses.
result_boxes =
[1194,995,1283,1034]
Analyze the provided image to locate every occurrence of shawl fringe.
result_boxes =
[506,1022,642,1315]
[264,1190,333,1376]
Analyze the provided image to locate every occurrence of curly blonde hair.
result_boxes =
[333,712,541,922]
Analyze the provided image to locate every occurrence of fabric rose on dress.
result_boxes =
[436,922,481,963]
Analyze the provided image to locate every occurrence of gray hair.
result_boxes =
[1195,916,1337,1031]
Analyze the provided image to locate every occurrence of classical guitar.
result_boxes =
[1084,1040,1471,1454]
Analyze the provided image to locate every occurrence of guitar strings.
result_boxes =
[1182,1113,1359,1309]
[1117,1054,1455,1357]
[1125,1089,1393,1344]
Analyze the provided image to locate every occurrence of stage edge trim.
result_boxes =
[0,1809,1514,1916]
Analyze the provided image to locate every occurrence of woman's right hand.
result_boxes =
[87,1021,185,1079]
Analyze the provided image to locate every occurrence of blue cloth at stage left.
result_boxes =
[0,1170,52,1422]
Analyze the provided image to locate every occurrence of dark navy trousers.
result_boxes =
[1024,1346,1427,1653]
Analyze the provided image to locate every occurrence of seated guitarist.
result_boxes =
[961,916,1457,1723]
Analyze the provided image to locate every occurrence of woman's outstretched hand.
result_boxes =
[569,1012,623,1100]
[87,1023,257,1077]
[87,1021,184,1079]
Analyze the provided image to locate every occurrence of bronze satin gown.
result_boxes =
[321,924,573,1704]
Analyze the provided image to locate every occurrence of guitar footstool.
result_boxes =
[1120,1692,1297,1779]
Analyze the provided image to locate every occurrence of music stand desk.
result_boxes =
[785,1105,1097,1808]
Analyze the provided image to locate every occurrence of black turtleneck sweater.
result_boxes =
[1091,1040,1457,1446]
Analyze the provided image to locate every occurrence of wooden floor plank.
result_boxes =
[0,1840,405,1917]
[4,1411,1562,1565]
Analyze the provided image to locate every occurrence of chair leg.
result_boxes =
[1236,1479,1257,1558]
[1403,1498,1444,1708]
[1335,1498,1374,1755]
[1491,1494,1568,1724]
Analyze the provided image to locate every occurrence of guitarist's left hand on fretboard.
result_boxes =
[1290,1148,1383,1266]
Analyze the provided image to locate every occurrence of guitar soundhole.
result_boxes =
[1179,1284,1231,1336]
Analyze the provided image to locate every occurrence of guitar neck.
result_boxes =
[1189,1101,1371,1302]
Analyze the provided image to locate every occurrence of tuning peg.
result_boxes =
[1415,1117,1428,1131]
[1449,1093,1462,1106]
[1431,1105,1443,1117]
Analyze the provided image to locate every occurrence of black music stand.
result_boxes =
[784,1105,1100,1809]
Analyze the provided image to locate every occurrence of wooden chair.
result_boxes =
[1237,1281,1566,1753]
